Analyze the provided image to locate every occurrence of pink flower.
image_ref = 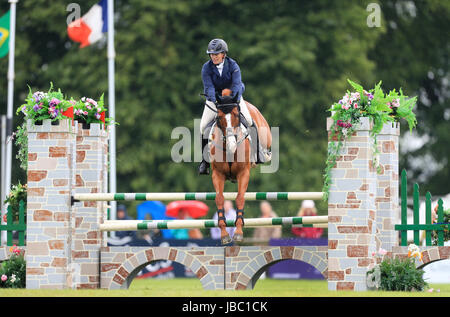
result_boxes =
[378,248,387,255]
[1,274,7,282]
[86,98,98,107]
[391,98,400,108]
[371,252,376,257]
[353,103,358,109]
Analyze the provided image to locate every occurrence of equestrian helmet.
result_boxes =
[206,39,228,54]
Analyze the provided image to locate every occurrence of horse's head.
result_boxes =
[216,96,240,154]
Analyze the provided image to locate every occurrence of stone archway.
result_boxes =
[100,246,225,290]
[225,246,328,290]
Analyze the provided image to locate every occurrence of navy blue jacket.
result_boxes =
[202,56,245,103]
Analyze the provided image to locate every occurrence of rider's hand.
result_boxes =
[222,88,232,97]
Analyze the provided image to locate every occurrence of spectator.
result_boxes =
[211,200,236,240]
[252,201,282,241]
[115,204,137,240]
[292,200,324,238]
[172,209,204,240]
[136,213,162,243]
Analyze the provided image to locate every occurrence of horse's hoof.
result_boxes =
[221,235,232,245]
[233,233,243,242]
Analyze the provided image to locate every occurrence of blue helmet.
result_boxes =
[206,39,228,54]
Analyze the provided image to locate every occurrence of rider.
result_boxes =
[198,38,258,175]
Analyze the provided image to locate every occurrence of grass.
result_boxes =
[0,278,449,297]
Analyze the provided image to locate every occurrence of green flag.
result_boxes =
[0,11,10,58]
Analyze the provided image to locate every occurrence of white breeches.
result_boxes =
[200,98,253,134]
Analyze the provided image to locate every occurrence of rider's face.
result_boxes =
[210,53,225,64]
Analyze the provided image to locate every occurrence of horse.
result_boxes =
[208,93,272,244]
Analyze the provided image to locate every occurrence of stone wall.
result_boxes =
[71,123,108,289]
[26,119,77,289]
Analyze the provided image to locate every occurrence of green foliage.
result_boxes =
[0,0,446,220]
[3,183,27,222]
[74,94,116,126]
[17,82,73,124]
[323,79,417,199]
[0,248,26,289]
[367,257,428,292]
[14,122,28,171]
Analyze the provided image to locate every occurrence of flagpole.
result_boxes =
[3,0,18,245]
[107,0,117,231]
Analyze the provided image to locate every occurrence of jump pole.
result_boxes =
[99,216,328,231]
[73,191,324,202]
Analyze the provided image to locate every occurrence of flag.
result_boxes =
[0,11,10,58]
[67,0,108,48]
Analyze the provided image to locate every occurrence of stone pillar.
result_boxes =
[327,117,377,291]
[71,123,108,289]
[375,122,400,252]
[26,119,77,289]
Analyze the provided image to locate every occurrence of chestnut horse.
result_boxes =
[209,97,272,244]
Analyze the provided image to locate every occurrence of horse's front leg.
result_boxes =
[233,167,250,242]
[212,168,232,245]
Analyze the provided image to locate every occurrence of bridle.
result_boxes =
[215,103,249,147]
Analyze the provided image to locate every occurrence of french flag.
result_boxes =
[67,0,108,48]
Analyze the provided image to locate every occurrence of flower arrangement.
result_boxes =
[366,244,428,292]
[3,182,27,223]
[323,79,417,200]
[73,94,110,126]
[0,245,25,288]
[14,84,116,171]
[17,83,73,124]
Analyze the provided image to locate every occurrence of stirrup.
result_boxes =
[235,209,244,226]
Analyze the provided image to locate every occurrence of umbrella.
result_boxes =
[137,201,168,220]
[166,201,209,219]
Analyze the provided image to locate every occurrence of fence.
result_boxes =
[0,200,26,246]
[395,170,448,246]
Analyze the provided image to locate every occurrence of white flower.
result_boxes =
[10,274,16,283]
[408,244,420,253]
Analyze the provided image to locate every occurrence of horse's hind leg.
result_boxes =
[233,168,250,242]
[212,169,232,245]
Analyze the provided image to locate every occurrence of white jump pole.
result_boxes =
[100,216,329,231]
[73,191,324,202]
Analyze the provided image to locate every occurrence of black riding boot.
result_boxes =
[198,136,210,175]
